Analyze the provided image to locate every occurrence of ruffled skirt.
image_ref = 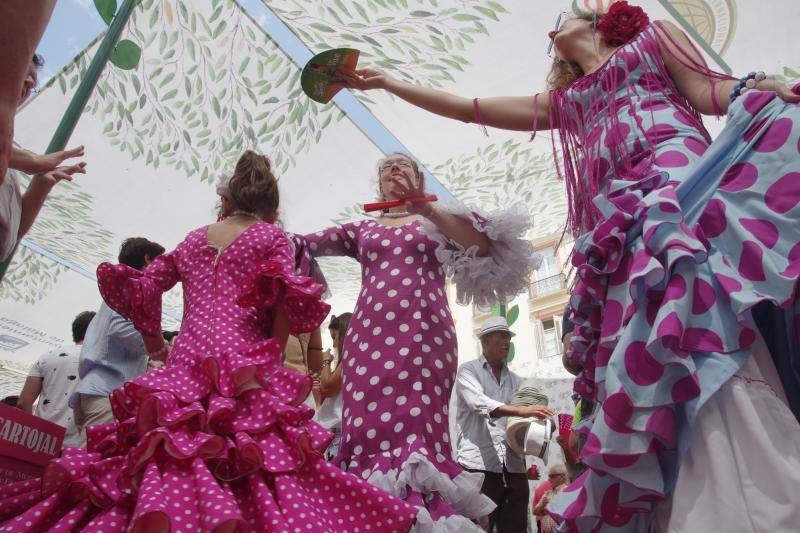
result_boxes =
[339,434,495,532]
[653,333,800,532]
[0,339,417,532]
[549,89,800,530]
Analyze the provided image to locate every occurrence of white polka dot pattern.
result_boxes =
[0,222,417,532]
[301,221,482,523]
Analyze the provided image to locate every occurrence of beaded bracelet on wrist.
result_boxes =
[730,71,767,103]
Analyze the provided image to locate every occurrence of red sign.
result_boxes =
[0,404,65,485]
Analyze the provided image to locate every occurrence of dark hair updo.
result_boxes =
[226,151,280,219]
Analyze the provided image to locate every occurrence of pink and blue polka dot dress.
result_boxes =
[546,23,800,530]
[0,222,417,532]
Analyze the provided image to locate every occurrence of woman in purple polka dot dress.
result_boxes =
[299,153,537,530]
[0,152,417,532]
[343,3,800,531]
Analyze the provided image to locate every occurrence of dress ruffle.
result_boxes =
[0,339,417,532]
[420,200,540,307]
[550,91,800,530]
[237,259,331,335]
[96,263,164,337]
[341,436,494,532]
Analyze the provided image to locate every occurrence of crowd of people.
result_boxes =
[1,1,800,531]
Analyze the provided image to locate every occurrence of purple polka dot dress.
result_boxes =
[542,22,800,530]
[301,208,536,530]
[0,222,417,532]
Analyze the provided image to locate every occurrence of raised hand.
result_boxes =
[30,145,85,174]
[34,162,86,188]
[339,68,394,91]
[389,171,434,217]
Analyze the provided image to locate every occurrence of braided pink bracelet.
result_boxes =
[472,97,489,136]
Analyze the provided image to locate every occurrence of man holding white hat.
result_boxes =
[455,316,553,532]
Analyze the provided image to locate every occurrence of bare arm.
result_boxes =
[424,205,491,256]
[305,328,324,374]
[9,146,85,175]
[16,376,42,414]
[653,20,737,115]
[456,364,553,419]
[341,68,552,131]
[319,356,343,398]
[654,20,800,115]
[394,172,491,255]
[18,163,86,239]
[490,403,554,419]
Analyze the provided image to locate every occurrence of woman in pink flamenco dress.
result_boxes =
[299,153,539,531]
[342,3,800,531]
[0,151,417,532]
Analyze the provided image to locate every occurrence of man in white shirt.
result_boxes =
[17,310,96,447]
[455,316,553,532]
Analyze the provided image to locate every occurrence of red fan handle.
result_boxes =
[363,195,438,213]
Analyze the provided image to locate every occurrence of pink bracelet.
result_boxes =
[472,97,489,137]
[530,92,540,141]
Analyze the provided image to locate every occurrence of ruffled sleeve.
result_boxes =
[288,232,330,298]
[238,230,330,335]
[420,200,540,307]
[96,251,181,337]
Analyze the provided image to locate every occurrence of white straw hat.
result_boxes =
[477,316,515,338]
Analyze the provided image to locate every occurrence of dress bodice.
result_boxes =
[552,24,713,233]
[97,222,327,369]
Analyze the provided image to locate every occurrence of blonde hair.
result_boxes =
[546,12,602,90]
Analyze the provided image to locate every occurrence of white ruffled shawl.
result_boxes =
[420,200,540,308]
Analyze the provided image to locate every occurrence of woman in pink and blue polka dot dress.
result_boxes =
[0,152,418,532]
[300,153,538,530]
[343,4,800,531]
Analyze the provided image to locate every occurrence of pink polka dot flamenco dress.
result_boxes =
[300,201,538,531]
[545,20,800,532]
[0,222,418,532]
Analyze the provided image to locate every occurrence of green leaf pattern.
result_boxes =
[432,140,566,240]
[0,248,66,304]
[266,0,509,90]
[9,0,533,320]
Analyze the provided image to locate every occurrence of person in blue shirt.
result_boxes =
[71,237,165,446]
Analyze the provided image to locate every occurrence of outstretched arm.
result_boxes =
[342,68,552,132]
[18,163,86,238]
[456,364,554,420]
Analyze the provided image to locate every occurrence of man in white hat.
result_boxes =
[455,316,553,532]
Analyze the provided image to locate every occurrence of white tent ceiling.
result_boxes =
[2,0,799,365]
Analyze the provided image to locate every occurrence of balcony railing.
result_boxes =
[529,273,567,299]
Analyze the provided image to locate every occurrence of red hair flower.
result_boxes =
[597,1,650,47]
